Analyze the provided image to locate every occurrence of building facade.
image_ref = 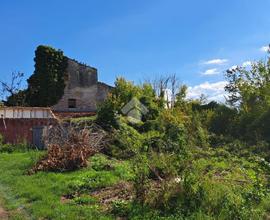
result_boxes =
[52,59,112,113]
[0,107,57,148]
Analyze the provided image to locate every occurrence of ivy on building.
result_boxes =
[6,45,68,107]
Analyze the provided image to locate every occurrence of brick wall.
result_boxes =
[0,118,57,145]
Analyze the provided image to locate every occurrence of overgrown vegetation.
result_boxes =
[93,51,270,219]
[4,45,68,106]
[1,49,270,219]
[0,134,31,153]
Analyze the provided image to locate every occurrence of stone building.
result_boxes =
[52,59,112,113]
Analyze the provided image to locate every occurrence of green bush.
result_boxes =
[0,138,30,153]
[96,98,119,129]
[111,200,131,217]
[108,120,144,159]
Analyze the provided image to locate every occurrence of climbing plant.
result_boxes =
[25,45,68,106]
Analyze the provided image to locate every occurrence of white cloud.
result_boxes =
[242,61,252,67]
[203,59,228,65]
[260,45,269,53]
[228,62,252,71]
[228,65,238,72]
[187,81,227,102]
[202,68,219,76]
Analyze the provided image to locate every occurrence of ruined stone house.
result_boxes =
[52,58,112,114]
[0,59,112,147]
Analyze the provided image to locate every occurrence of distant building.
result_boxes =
[0,107,56,148]
[52,59,112,114]
[0,58,112,146]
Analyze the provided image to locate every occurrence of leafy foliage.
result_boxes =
[26,45,68,106]
[224,55,270,143]
[94,64,270,219]
[5,45,68,107]
[1,47,270,219]
[1,71,27,106]
[97,77,161,128]
[0,135,30,153]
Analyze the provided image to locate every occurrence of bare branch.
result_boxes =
[0,71,25,100]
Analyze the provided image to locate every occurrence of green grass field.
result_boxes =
[0,151,133,220]
[1,147,270,219]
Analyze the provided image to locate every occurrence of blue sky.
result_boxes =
[1,0,270,101]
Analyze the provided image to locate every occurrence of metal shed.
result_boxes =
[0,107,57,149]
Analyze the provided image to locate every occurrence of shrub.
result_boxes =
[111,200,131,217]
[0,144,13,153]
[0,137,30,153]
[108,120,143,159]
[96,98,119,129]
[133,154,150,206]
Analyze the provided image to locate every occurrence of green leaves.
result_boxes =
[26,45,68,107]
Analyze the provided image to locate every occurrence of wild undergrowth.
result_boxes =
[1,54,270,219]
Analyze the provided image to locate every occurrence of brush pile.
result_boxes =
[30,123,108,173]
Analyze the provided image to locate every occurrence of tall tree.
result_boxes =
[224,48,270,141]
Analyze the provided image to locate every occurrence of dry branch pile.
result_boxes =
[30,123,108,173]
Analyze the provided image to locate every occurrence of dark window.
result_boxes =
[68,99,76,108]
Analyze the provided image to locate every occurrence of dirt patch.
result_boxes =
[61,181,134,211]
[0,205,8,219]
[91,181,134,208]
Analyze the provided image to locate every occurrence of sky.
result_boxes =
[1,0,270,102]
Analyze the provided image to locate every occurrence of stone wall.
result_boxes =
[52,59,112,112]
[96,82,113,105]
[66,59,98,89]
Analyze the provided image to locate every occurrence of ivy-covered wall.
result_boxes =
[25,45,68,107]
[5,45,112,110]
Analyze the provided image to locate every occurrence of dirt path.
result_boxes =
[0,205,8,219]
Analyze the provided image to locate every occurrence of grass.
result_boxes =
[0,151,133,220]
[1,147,270,219]
[69,116,97,124]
